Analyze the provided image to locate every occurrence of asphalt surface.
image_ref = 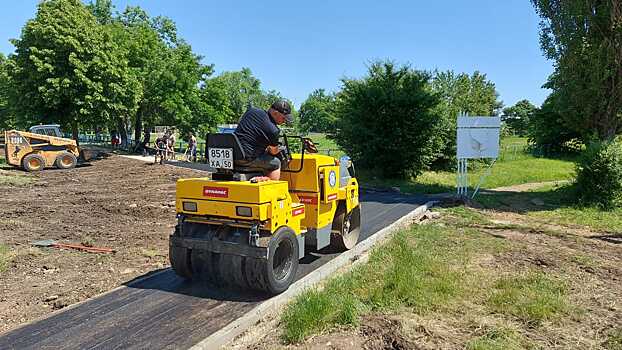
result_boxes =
[0,190,429,350]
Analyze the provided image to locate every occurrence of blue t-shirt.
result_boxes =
[234,107,280,160]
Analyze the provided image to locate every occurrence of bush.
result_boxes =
[575,138,622,209]
[333,61,442,179]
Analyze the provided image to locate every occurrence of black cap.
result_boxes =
[271,100,293,123]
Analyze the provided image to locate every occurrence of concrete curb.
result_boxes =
[190,200,438,350]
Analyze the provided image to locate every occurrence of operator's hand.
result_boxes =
[266,145,280,155]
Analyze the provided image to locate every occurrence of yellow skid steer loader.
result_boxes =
[3,125,92,172]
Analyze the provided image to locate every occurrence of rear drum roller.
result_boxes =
[330,205,361,251]
[169,245,193,279]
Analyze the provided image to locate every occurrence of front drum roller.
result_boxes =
[330,205,361,251]
[176,225,299,295]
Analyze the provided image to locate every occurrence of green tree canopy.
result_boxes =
[0,54,15,130]
[430,70,503,168]
[8,0,132,139]
[334,61,443,179]
[299,89,337,134]
[210,68,263,122]
[532,0,622,141]
[503,99,537,136]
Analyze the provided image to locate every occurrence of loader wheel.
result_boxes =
[169,245,193,279]
[245,227,299,294]
[330,205,361,251]
[55,152,77,170]
[22,154,45,172]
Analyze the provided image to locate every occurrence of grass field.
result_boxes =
[278,205,596,347]
[478,183,622,233]
[273,197,622,349]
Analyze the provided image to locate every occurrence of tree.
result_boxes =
[8,0,140,141]
[503,100,537,136]
[333,61,443,179]
[299,89,337,133]
[92,4,216,147]
[0,54,15,130]
[532,0,622,141]
[210,68,263,122]
[431,70,503,168]
[528,93,582,154]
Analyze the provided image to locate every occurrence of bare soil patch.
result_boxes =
[0,155,200,333]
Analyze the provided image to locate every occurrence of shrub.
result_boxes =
[575,138,622,209]
[333,61,442,179]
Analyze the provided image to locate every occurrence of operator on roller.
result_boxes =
[234,100,293,181]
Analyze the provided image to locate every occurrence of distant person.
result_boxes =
[167,129,176,160]
[154,134,167,163]
[187,132,197,162]
[234,100,293,181]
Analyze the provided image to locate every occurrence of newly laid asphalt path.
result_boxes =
[0,190,429,350]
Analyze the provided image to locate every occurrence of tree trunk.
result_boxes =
[143,126,151,148]
[116,119,128,149]
[72,122,80,148]
[134,113,142,148]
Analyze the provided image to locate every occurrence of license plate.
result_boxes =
[208,147,233,169]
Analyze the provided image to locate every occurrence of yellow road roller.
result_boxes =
[169,134,361,294]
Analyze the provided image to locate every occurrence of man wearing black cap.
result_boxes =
[234,100,293,181]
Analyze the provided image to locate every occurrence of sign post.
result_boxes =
[456,115,501,198]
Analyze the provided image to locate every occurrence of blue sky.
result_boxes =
[0,0,553,109]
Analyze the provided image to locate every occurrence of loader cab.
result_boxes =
[29,125,62,138]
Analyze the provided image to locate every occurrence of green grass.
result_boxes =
[467,328,526,350]
[361,156,575,195]
[487,272,569,326]
[605,329,622,350]
[279,205,582,344]
[281,221,511,344]
[478,183,622,233]
[0,244,11,272]
[306,133,345,158]
[0,169,34,186]
[282,225,473,343]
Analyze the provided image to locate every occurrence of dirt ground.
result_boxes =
[0,154,202,334]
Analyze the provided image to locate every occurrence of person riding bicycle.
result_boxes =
[234,100,293,181]
[154,133,167,163]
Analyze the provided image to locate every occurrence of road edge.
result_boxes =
[190,200,438,350]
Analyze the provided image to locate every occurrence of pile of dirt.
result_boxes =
[360,315,420,350]
[0,155,201,333]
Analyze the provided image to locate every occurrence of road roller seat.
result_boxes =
[206,133,266,181]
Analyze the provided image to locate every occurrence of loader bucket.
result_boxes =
[79,149,97,162]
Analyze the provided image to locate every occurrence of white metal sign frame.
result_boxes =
[456,114,501,198]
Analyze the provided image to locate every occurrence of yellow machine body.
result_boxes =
[176,153,359,236]
[177,179,305,234]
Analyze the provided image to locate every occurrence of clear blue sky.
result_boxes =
[0,0,553,109]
